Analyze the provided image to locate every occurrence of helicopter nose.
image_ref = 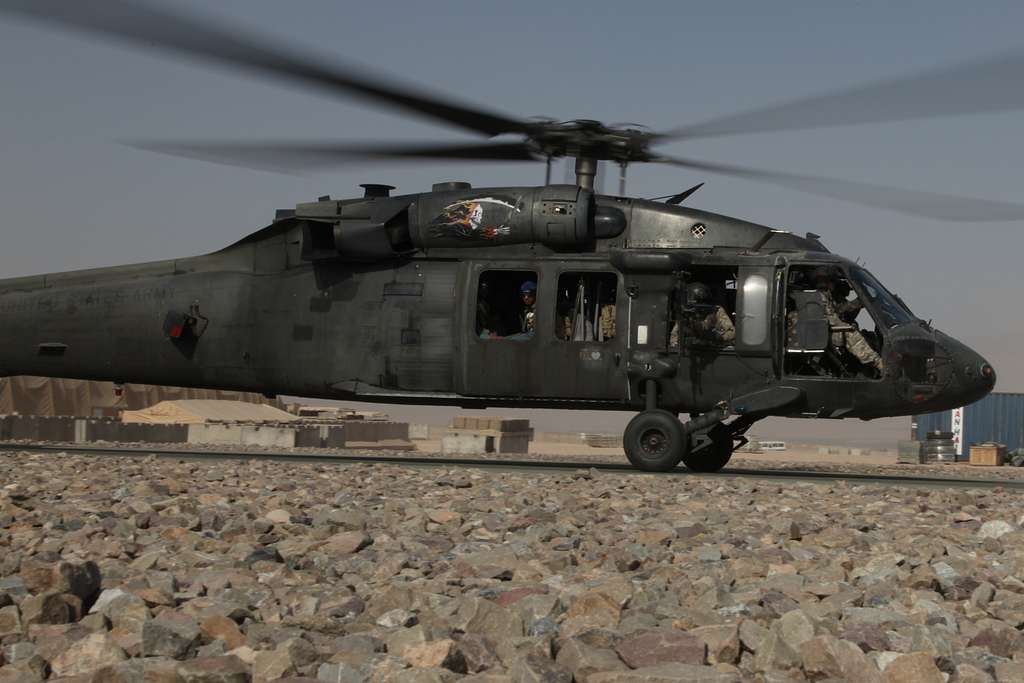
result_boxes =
[939,332,996,407]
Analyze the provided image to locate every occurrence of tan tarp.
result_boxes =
[0,376,283,417]
[122,400,297,424]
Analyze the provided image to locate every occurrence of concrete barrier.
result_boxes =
[241,425,296,448]
[188,423,244,446]
[442,433,493,455]
[444,416,531,454]
[409,423,430,440]
[0,414,411,450]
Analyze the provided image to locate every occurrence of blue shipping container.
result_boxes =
[915,392,1024,460]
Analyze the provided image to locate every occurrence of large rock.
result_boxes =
[752,631,801,672]
[691,624,740,664]
[323,531,373,555]
[176,655,251,683]
[882,652,944,683]
[49,631,127,677]
[554,638,626,680]
[454,634,501,674]
[201,615,248,650]
[19,559,100,603]
[800,635,883,683]
[141,611,201,659]
[20,592,72,626]
[561,592,621,636]
[453,598,524,642]
[968,625,1024,658]
[614,629,706,669]
[403,639,463,671]
[252,637,318,681]
[0,605,21,638]
[774,610,815,651]
[978,521,1015,540]
[738,619,767,653]
[508,651,572,683]
[92,589,151,632]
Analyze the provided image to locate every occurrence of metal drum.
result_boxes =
[923,430,957,463]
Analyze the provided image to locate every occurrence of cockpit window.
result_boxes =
[850,268,914,328]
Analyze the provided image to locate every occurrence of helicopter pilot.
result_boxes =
[811,267,883,373]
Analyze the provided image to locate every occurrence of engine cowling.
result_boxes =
[296,185,626,262]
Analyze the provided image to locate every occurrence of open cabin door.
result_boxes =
[457,261,625,400]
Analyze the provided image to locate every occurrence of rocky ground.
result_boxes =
[24,438,1024,483]
[1,452,1024,682]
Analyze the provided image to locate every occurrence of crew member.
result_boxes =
[811,267,882,372]
[519,281,537,336]
[670,282,735,346]
[686,282,735,344]
[831,280,863,324]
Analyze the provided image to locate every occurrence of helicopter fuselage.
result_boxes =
[0,184,995,467]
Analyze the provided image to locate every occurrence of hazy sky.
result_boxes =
[1,1,1022,442]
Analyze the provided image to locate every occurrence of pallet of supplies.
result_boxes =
[969,442,1006,467]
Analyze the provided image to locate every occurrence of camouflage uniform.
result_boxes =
[671,306,735,346]
[599,304,616,340]
[819,291,882,372]
[520,304,536,335]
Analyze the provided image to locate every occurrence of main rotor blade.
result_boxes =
[126,140,539,173]
[665,50,1024,139]
[655,156,1024,222]
[0,0,529,137]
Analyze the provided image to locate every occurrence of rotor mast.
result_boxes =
[574,157,598,191]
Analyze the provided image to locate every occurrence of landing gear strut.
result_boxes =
[622,407,760,473]
[623,380,771,473]
[682,414,759,473]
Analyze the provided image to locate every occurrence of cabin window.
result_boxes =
[739,275,770,346]
[784,264,884,379]
[554,272,617,342]
[476,270,538,341]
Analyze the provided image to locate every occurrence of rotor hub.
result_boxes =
[526,120,657,164]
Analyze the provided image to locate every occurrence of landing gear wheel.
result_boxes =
[682,434,733,473]
[623,409,687,472]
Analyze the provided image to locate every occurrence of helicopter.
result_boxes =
[0,1,1013,472]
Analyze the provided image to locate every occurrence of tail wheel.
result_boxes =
[681,434,734,473]
[623,409,687,472]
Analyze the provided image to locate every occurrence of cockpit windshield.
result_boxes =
[849,267,915,328]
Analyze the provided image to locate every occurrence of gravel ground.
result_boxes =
[12,439,1024,483]
[1,451,1023,682]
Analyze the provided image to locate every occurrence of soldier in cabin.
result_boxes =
[811,267,883,373]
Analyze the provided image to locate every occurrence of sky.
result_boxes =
[1,1,1022,445]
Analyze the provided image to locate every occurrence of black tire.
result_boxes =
[682,435,733,473]
[623,410,687,472]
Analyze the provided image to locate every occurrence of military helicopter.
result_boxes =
[0,1,1014,472]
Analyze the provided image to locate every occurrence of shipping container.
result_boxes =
[914,392,1024,460]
